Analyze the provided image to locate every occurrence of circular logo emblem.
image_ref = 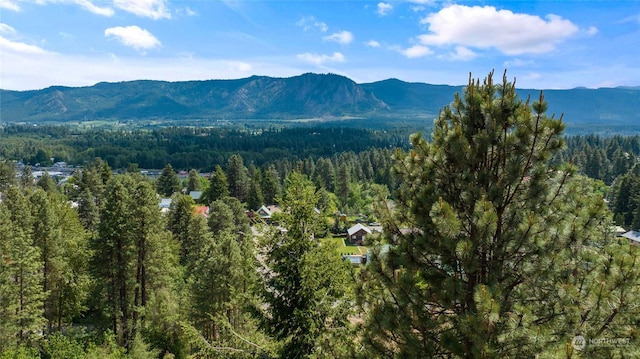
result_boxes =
[572,335,586,351]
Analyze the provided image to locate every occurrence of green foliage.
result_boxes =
[0,198,45,350]
[202,165,229,205]
[261,165,281,205]
[156,163,181,197]
[93,174,183,353]
[41,333,86,359]
[247,169,265,211]
[186,169,201,192]
[227,154,250,203]
[360,71,640,358]
[20,165,34,189]
[257,172,355,358]
[29,189,91,332]
[36,171,58,194]
[78,187,100,234]
[0,345,39,359]
[609,165,640,229]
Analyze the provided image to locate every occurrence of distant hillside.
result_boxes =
[362,79,640,125]
[0,73,389,122]
[1,73,638,125]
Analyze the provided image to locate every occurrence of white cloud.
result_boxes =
[449,46,477,61]
[418,5,579,55]
[297,52,345,65]
[586,26,599,36]
[113,0,170,20]
[74,0,114,16]
[230,61,252,72]
[504,58,535,68]
[184,6,197,16]
[521,72,541,81]
[0,0,20,11]
[0,36,49,54]
[377,2,393,16]
[619,13,640,25]
[323,31,353,45]
[400,45,433,58]
[408,0,435,4]
[365,40,381,48]
[30,0,114,16]
[0,49,266,90]
[0,24,50,55]
[0,23,16,34]
[104,26,161,52]
[296,16,328,32]
[412,6,426,12]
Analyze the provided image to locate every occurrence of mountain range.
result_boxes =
[1,73,638,125]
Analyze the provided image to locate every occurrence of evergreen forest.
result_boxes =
[0,72,639,358]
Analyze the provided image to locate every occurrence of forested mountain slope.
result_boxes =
[2,73,638,124]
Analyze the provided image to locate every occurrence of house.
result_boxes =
[621,230,640,247]
[347,223,372,245]
[613,225,627,237]
[159,198,172,213]
[256,205,273,220]
[193,205,209,218]
[189,191,203,201]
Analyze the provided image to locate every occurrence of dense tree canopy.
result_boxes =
[0,71,638,359]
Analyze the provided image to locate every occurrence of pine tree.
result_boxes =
[94,176,136,349]
[78,187,100,234]
[156,164,181,197]
[314,157,335,192]
[360,72,640,358]
[256,172,354,358]
[226,154,250,202]
[20,166,34,189]
[186,169,201,192]
[0,188,45,349]
[29,189,62,332]
[29,189,91,332]
[73,158,110,204]
[93,174,183,353]
[167,193,196,265]
[207,199,235,236]
[190,196,261,355]
[262,165,281,205]
[0,159,17,191]
[336,162,350,209]
[201,165,229,205]
[247,169,265,211]
[36,171,58,194]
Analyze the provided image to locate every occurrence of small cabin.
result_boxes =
[347,223,372,245]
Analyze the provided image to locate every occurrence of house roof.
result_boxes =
[257,205,272,218]
[348,223,372,236]
[189,191,203,200]
[193,205,209,218]
[621,230,640,244]
[159,198,172,208]
[613,225,627,236]
[267,205,282,213]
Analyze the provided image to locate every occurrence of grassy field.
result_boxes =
[322,236,369,256]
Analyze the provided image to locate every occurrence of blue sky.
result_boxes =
[1,0,638,90]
